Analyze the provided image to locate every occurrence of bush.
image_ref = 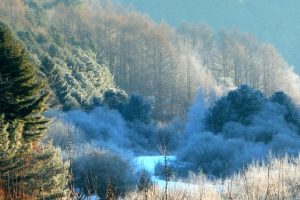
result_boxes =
[120,93,152,124]
[270,91,300,132]
[103,88,128,110]
[73,149,136,198]
[204,84,266,134]
[177,132,243,177]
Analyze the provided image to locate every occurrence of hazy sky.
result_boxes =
[113,0,300,74]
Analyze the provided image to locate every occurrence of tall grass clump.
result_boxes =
[121,153,300,199]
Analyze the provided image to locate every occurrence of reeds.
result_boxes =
[121,153,300,200]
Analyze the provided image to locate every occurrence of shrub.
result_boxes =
[72,149,135,199]
[204,84,266,134]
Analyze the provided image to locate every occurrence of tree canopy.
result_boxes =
[204,84,266,133]
[0,26,50,141]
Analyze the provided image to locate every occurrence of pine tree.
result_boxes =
[0,26,67,198]
[0,26,50,142]
[41,56,68,108]
[23,141,68,199]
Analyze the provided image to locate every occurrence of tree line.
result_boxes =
[1,0,299,122]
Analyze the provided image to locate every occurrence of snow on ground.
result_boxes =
[136,156,176,173]
[135,156,223,191]
[84,156,221,199]
[135,156,188,188]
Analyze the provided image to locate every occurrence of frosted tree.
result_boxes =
[204,84,266,133]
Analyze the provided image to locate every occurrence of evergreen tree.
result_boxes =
[0,114,24,178]
[41,56,68,108]
[120,93,152,124]
[103,88,128,110]
[204,84,266,133]
[0,26,50,142]
[24,141,68,199]
[0,26,67,198]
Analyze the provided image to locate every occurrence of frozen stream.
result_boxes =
[136,156,176,173]
[136,156,189,188]
[136,156,224,191]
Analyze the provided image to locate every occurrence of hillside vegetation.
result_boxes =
[1,0,300,121]
[117,0,300,74]
[2,0,300,199]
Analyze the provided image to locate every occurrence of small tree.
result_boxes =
[41,56,68,108]
[120,93,152,124]
[103,88,128,110]
[204,84,266,134]
[23,141,68,199]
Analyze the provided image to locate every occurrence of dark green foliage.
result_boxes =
[203,96,230,133]
[0,26,50,141]
[120,93,152,124]
[227,84,266,121]
[49,43,60,57]
[104,92,153,124]
[43,1,60,9]
[204,84,266,134]
[0,26,67,198]
[41,56,68,107]
[36,32,49,44]
[254,130,274,144]
[0,20,12,31]
[104,88,128,110]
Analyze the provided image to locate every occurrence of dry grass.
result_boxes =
[121,153,300,200]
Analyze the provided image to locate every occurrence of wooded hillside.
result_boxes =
[1,0,299,122]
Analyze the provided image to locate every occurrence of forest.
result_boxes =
[1,0,300,199]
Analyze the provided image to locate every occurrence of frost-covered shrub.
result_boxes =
[185,90,206,134]
[43,118,86,153]
[177,132,244,176]
[72,149,136,198]
[45,106,162,158]
[153,126,181,153]
[270,91,300,132]
[204,84,266,134]
[268,133,300,155]
[44,108,135,160]
[126,121,157,153]
[178,87,300,177]
[65,107,132,148]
